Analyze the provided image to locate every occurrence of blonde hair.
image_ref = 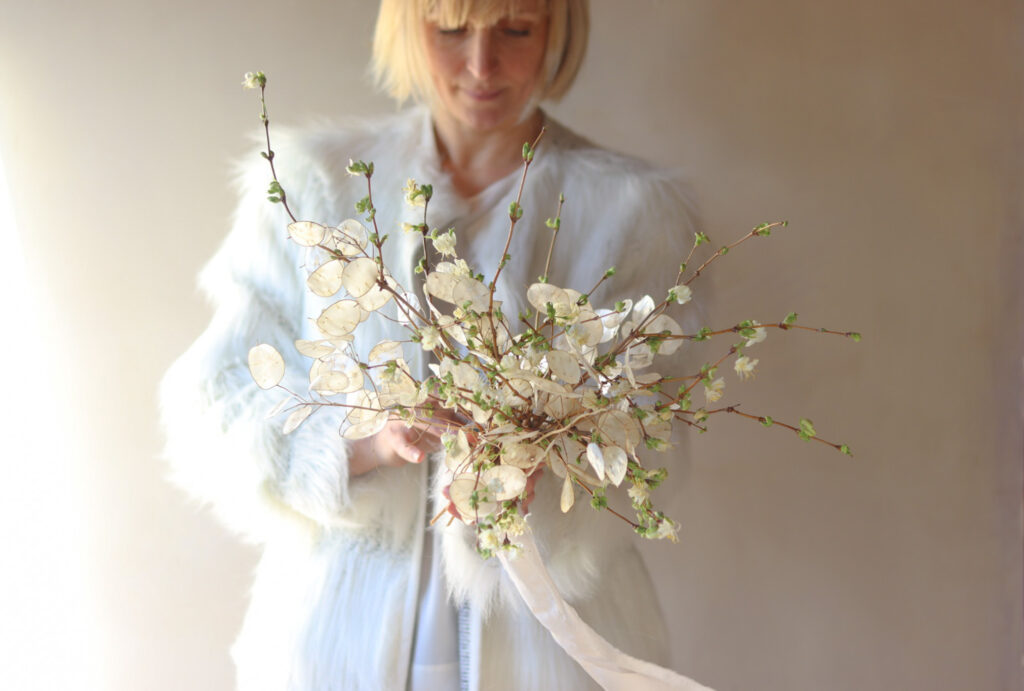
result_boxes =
[372,0,589,105]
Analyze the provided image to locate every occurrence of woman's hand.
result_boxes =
[347,407,465,477]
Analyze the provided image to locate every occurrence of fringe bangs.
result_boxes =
[422,0,546,29]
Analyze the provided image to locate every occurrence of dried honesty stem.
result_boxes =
[243,73,858,557]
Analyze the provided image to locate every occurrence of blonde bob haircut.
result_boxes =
[372,0,589,106]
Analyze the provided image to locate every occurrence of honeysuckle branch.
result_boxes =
[682,221,787,286]
[569,476,640,529]
[243,74,299,224]
[702,404,852,455]
[540,193,564,283]
[487,128,546,358]
[489,128,546,300]
[643,320,861,343]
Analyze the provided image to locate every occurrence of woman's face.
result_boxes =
[421,1,549,134]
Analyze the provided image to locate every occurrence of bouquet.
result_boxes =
[241,72,858,561]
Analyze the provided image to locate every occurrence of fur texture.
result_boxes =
[160,106,698,689]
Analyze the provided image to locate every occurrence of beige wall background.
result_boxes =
[0,1,1020,689]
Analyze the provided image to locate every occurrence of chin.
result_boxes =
[457,109,516,133]
[454,95,531,132]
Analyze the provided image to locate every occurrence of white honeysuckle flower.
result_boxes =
[627,483,650,504]
[401,222,417,233]
[704,377,725,403]
[242,72,263,89]
[502,511,527,537]
[654,519,679,542]
[419,326,441,351]
[403,178,426,207]
[345,158,360,177]
[479,528,502,552]
[668,284,693,305]
[432,229,457,257]
[745,321,767,347]
[646,437,669,452]
[734,355,759,380]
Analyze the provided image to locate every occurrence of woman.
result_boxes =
[161,0,697,688]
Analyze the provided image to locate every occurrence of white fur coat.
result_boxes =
[160,107,699,690]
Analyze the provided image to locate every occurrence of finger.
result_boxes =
[407,416,462,437]
[396,439,424,464]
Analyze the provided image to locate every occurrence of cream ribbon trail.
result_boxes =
[498,528,715,690]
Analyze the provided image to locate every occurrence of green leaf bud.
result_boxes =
[799,418,817,438]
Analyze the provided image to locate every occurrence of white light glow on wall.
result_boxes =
[0,148,99,688]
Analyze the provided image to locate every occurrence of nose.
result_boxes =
[466,27,498,80]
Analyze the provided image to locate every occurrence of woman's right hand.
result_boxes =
[347,407,466,477]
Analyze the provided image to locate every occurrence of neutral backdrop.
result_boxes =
[0,1,1020,690]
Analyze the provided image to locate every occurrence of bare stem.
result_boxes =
[258,84,298,224]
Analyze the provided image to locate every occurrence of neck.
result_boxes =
[431,108,545,198]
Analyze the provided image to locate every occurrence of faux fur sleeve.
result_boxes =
[158,140,400,543]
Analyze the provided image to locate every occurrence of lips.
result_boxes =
[462,86,504,101]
